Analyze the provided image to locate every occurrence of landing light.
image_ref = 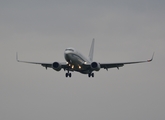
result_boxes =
[84,62,87,64]
[78,66,81,69]
[71,65,74,69]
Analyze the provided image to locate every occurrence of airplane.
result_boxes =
[16,39,154,77]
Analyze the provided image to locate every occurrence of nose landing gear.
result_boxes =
[65,71,72,78]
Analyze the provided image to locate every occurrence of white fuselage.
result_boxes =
[64,47,91,73]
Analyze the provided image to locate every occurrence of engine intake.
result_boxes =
[52,62,62,71]
[91,62,100,71]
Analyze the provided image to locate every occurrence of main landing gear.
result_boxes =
[88,73,94,77]
[65,71,94,78]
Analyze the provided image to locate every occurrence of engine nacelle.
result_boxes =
[90,62,101,71]
[52,62,62,71]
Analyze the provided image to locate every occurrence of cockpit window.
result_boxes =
[65,48,74,52]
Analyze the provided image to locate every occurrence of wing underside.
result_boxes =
[16,53,67,69]
[100,53,154,70]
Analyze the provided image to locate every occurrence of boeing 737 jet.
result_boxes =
[17,39,153,77]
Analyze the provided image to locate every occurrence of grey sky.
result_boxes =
[0,0,165,120]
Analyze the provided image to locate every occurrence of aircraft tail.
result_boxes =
[88,39,95,61]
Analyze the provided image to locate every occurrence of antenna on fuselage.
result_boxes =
[88,38,95,61]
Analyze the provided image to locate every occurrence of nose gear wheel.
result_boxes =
[65,72,72,77]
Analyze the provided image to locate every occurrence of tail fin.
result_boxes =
[88,39,95,61]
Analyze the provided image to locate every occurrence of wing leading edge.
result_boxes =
[100,53,154,70]
[16,53,67,69]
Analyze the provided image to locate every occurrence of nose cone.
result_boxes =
[64,51,71,59]
[64,53,68,62]
[64,48,75,62]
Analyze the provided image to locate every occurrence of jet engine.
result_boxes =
[90,62,100,71]
[52,62,62,71]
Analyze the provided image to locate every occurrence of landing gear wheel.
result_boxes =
[88,73,91,77]
[65,73,68,77]
[88,73,94,78]
[65,72,72,77]
[69,73,72,77]
[91,73,94,77]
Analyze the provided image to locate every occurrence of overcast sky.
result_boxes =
[0,0,165,120]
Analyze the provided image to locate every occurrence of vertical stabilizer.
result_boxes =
[88,39,95,61]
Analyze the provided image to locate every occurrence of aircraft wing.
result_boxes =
[16,53,67,69]
[100,53,154,70]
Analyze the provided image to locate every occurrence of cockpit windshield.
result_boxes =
[65,48,74,52]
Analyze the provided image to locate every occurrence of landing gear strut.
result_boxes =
[88,73,94,77]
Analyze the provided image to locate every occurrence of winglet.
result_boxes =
[16,52,19,62]
[147,52,154,62]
